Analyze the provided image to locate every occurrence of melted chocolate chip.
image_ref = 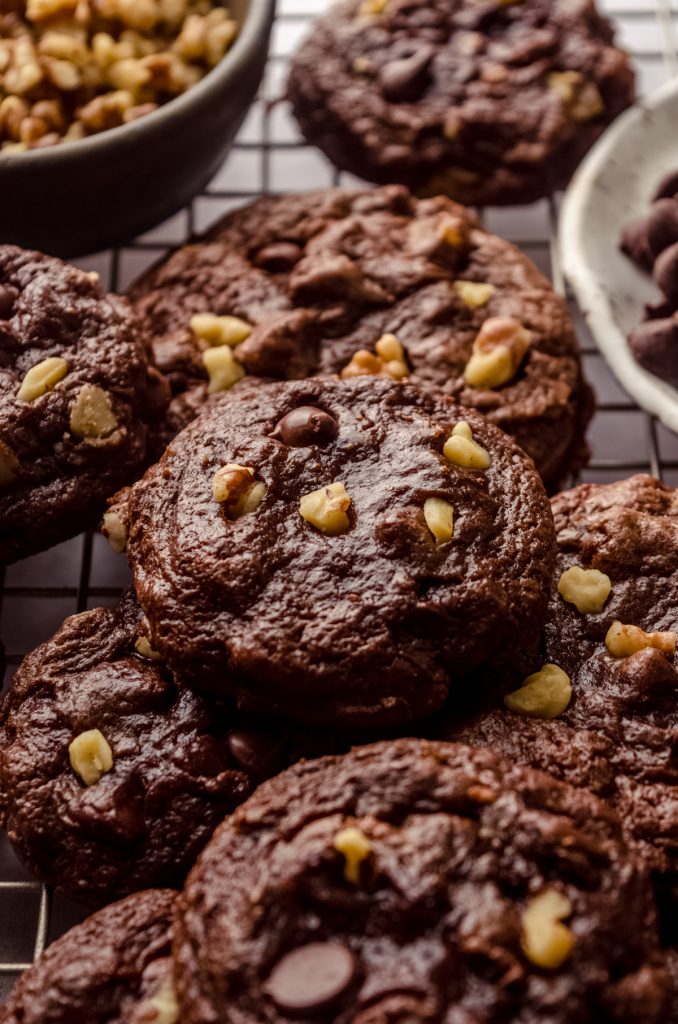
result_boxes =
[646,199,678,260]
[378,46,435,103]
[227,728,289,781]
[264,942,356,1015]
[653,241,678,306]
[254,242,304,272]
[0,284,16,320]
[273,405,338,447]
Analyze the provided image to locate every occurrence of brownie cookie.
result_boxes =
[0,245,168,564]
[443,475,678,936]
[0,889,177,1024]
[125,376,555,725]
[130,186,592,489]
[0,589,291,906]
[286,0,634,207]
[175,739,671,1024]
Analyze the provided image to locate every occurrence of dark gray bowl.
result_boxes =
[0,0,275,258]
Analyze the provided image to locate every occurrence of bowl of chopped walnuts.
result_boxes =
[0,0,274,256]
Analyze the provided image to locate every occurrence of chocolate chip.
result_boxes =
[620,215,653,272]
[0,285,16,320]
[273,405,338,447]
[645,298,675,320]
[264,942,356,1015]
[378,45,435,103]
[227,728,289,781]
[629,316,678,388]
[653,170,678,201]
[653,241,678,305]
[254,242,304,272]
[646,199,678,260]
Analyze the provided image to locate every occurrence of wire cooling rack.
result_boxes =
[1,0,677,999]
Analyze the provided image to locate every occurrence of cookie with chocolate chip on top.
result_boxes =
[0,589,291,906]
[124,375,555,726]
[442,475,678,932]
[0,245,168,564]
[0,889,177,1024]
[287,0,634,207]
[174,739,671,1024]
[130,186,592,490]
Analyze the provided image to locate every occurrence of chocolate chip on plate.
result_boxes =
[653,240,678,306]
[646,199,678,260]
[620,214,653,272]
[652,169,678,201]
[629,316,678,388]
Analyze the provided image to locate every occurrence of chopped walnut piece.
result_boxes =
[341,333,409,381]
[454,280,494,309]
[548,71,603,122]
[16,356,68,402]
[212,463,265,518]
[521,890,575,969]
[191,313,252,347]
[333,826,372,885]
[134,635,163,661]
[299,482,351,536]
[438,214,470,249]
[0,440,20,486]
[68,728,113,786]
[69,384,118,439]
[423,497,454,543]
[504,663,572,720]
[443,421,492,470]
[605,621,676,659]
[557,566,611,615]
[136,979,179,1024]
[102,509,127,553]
[464,317,532,390]
[359,0,387,14]
[202,346,245,393]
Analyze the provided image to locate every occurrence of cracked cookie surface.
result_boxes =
[443,475,678,940]
[175,738,670,1024]
[130,186,592,490]
[0,245,168,564]
[0,889,177,1024]
[125,376,555,726]
[287,0,634,206]
[0,590,292,905]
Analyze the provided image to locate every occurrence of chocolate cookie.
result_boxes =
[175,738,671,1024]
[443,475,678,936]
[130,186,592,490]
[0,889,177,1024]
[124,376,555,725]
[286,0,634,207]
[0,590,290,906]
[0,245,168,564]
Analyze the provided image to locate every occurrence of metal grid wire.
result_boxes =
[0,0,677,996]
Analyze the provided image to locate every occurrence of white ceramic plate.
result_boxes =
[560,76,678,434]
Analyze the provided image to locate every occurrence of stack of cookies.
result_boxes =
[1,0,676,1021]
